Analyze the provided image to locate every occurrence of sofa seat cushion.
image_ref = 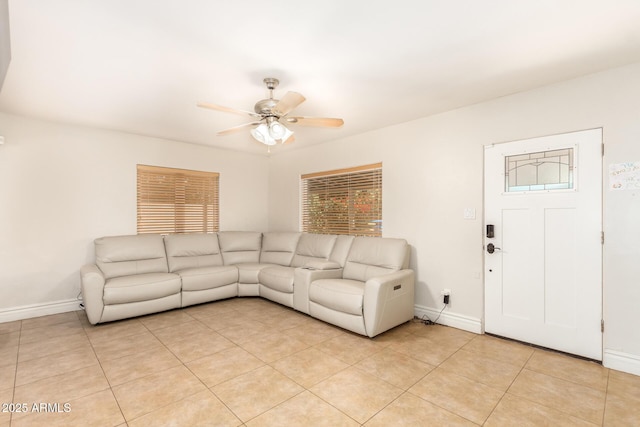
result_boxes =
[309,278,365,316]
[259,266,294,293]
[177,265,238,291]
[237,263,275,284]
[103,273,181,305]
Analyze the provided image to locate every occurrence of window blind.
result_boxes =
[301,163,382,237]
[137,164,219,234]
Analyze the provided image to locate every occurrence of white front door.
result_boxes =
[484,129,603,360]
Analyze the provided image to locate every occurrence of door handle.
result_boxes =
[487,243,501,254]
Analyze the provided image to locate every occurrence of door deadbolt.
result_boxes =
[487,243,501,254]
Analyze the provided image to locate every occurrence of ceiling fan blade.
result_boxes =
[197,102,261,118]
[216,121,262,136]
[283,134,295,144]
[285,116,344,128]
[273,91,306,117]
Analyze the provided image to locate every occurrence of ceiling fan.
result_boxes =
[198,78,344,148]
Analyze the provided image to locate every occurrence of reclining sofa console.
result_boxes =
[81,232,415,338]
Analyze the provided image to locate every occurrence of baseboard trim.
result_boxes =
[0,299,81,323]
[603,349,640,376]
[414,304,482,334]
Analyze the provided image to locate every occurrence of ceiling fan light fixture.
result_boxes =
[251,119,294,146]
[278,126,293,144]
[250,124,277,146]
[269,121,287,139]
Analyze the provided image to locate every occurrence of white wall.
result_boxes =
[0,0,9,89]
[0,114,269,313]
[268,61,640,374]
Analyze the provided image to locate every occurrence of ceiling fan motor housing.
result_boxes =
[254,98,279,116]
[255,77,281,116]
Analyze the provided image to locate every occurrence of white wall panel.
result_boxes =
[0,114,269,310]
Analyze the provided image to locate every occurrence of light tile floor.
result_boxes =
[0,297,639,426]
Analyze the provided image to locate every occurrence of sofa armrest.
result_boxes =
[80,264,106,325]
[302,260,342,270]
[293,267,344,314]
[363,269,415,337]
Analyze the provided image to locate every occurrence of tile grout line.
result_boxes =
[311,323,461,425]
[81,315,129,426]
[351,327,445,424]
[303,386,363,426]
[11,314,115,425]
[114,329,249,426]
[600,368,612,426]
[522,358,611,393]
[112,315,214,425]
[202,311,316,424]
[499,349,606,426]
[206,313,380,425]
[400,328,484,426]
[8,319,23,427]
[480,342,537,425]
[147,311,253,426]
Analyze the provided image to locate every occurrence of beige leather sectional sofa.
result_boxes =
[80,231,415,337]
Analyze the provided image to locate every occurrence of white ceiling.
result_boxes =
[1,0,640,155]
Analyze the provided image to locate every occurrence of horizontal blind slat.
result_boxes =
[137,165,219,234]
[301,164,382,237]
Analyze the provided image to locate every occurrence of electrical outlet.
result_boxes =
[441,289,451,305]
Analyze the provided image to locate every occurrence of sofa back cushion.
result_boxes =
[260,232,301,266]
[291,233,337,267]
[218,231,262,264]
[329,235,355,267]
[95,234,168,279]
[164,233,223,272]
[343,237,408,282]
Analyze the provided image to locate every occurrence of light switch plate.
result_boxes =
[463,207,476,220]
